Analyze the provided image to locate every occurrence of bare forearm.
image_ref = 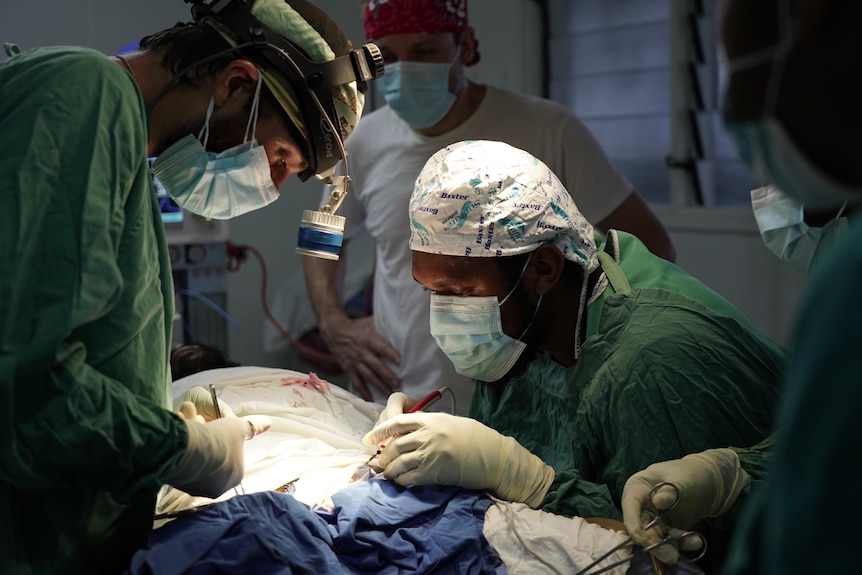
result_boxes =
[302,252,348,328]
[596,191,677,262]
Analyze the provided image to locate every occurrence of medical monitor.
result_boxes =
[149,158,183,224]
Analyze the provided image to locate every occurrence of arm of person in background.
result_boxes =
[595,190,677,263]
[302,239,401,401]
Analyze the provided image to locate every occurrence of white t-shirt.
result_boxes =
[329,86,633,414]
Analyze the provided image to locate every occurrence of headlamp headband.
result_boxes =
[185,0,383,181]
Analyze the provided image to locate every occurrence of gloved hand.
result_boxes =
[621,448,751,564]
[173,386,236,421]
[167,415,273,498]
[363,413,555,508]
[374,392,417,426]
[175,401,205,424]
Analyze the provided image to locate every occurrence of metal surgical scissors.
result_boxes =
[575,482,707,575]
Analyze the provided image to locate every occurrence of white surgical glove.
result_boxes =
[363,413,555,508]
[175,401,205,424]
[174,386,236,421]
[374,392,417,426]
[621,448,751,564]
[167,415,272,498]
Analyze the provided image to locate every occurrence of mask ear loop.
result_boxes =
[499,251,535,306]
[449,45,464,97]
[516,294,543,341]
[197,96,215,148]
[762,0,794,116]
[835,200,849,220]
[500,250,543,342]
[243,70,264,143]
[723,0,794,117]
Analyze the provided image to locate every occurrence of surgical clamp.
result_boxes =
[575,482,707,575]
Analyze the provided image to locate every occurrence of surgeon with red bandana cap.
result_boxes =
[302,0,677,417]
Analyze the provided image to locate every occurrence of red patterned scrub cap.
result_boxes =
[364,0,480,65]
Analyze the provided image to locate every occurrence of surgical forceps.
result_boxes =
[575,482,707,575]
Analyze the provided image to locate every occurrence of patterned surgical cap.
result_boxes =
[409,140,599,274]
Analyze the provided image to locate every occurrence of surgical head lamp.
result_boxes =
[185,0,384,260]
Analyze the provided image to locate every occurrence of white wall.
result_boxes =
[0,1,189,54]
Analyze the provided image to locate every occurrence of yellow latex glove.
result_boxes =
[621,448,750,564]
[174,386,236,421]
[363,412,554,508]
[168,406,272,498]
[374,392,416,426]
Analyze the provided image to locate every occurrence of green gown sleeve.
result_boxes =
[0,46,185,499]
[538,437,777,525]
[540,469,622,520]
[731,434,773,489]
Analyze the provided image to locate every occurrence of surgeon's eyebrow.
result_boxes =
[411,275,434,289]
[412,275,456,291]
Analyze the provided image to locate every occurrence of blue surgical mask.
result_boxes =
[377,60,456,129]
[429,254,542,382]
[153,73,280,220]
[722,4,861,212]
[751,185,848,275]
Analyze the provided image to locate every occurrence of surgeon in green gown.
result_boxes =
[0,1,370,572]
[363,139,785,571]
[616,0,862,573]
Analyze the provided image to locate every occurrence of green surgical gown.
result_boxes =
[0,46,187,573]
[470,230,786,568]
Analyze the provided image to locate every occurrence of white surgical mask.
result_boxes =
[722,1,861,212]
[429,253,542,382]
[377,60,456,129]
[751,185,848,275]
[153,73,280,220]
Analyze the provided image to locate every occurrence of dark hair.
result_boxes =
[170,343,239,381]
[139,21,299,152]
[140,23,237,85]
[140,0,351,81]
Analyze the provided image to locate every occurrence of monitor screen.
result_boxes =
[149,158,183,224]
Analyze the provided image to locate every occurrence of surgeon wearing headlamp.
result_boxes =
[0,1,381,573]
